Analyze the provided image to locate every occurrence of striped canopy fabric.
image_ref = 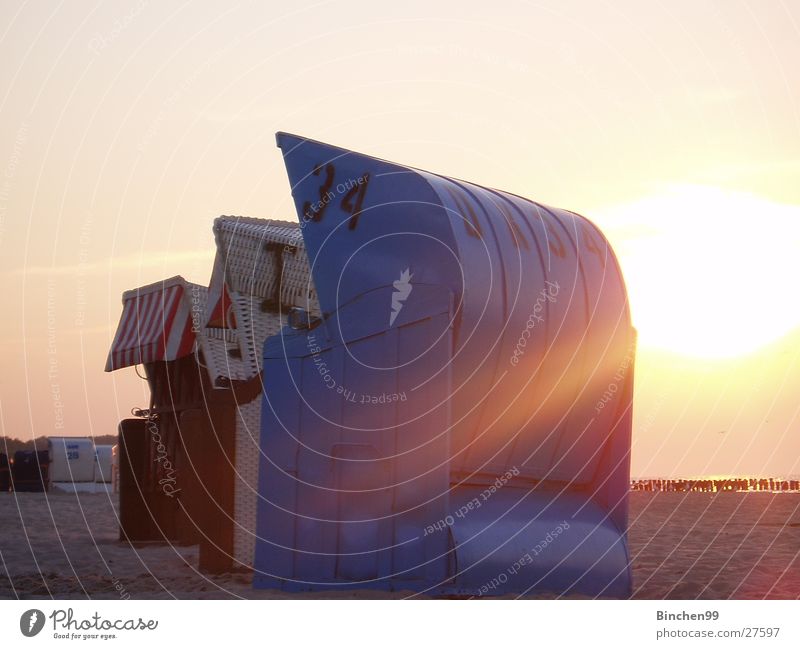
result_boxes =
[105,276,201,372]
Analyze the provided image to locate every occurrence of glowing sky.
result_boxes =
[0,0,798,478]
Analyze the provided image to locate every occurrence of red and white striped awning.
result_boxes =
[105,276,199,372]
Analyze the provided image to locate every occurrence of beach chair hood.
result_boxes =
[252,133,635,596]
[105,276,205,372]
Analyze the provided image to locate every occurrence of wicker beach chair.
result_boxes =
[106,219,317,570]
[206,216,318,568]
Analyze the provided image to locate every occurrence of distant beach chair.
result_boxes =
[0,453,10,492]
[10,450,49,492]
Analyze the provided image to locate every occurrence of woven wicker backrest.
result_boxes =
[213,216,318,310]
[202,216,319,380]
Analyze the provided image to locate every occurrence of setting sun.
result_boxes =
[595,185,800,359]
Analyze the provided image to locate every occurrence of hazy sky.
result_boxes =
[1,0,798,478]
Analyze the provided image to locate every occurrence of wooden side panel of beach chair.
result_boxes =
[231,397,263,569]
[207,216,320,570]
[118,418,154,543]
[180,406,237,574]
[0,453,10,492]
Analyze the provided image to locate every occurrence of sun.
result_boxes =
[593,185,800,359]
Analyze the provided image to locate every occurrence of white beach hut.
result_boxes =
[94,445,113,484]
[48,437,96,491]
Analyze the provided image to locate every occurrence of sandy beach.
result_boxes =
[0,491,797,599]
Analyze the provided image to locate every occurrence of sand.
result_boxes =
[0,491,798,599]
[629,492,800,599]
